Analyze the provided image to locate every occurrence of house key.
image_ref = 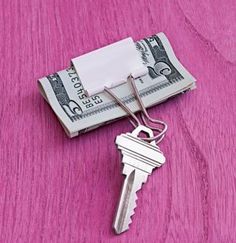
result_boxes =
[113,125,166,234]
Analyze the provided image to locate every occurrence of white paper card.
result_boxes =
[71,37,148,96]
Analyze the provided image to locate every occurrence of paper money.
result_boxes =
[38,32,196,137]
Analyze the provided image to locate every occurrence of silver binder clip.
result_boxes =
[71,36,167,143]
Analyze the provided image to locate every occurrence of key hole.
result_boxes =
[132,125,154,138]
[137,130,151,139]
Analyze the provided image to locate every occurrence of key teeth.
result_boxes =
[114,168,148,234]
[126,193,138,229]
[114,193,138,234]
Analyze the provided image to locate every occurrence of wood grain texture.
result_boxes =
[0,0,235,242]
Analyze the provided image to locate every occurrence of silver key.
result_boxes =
[113,125,166,234]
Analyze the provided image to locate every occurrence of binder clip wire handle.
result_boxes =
[104,75,167,144]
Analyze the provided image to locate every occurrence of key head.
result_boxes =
[115,125,166,173]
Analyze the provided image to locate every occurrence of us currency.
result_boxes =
[38,32,196,137]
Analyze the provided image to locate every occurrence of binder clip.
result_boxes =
[71,37,167,143]
[71,37,148,96]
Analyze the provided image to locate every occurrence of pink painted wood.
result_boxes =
[0,0,235,242]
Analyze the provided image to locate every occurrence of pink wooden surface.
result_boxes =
[0,0,235,242]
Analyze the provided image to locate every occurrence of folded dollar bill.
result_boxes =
[38,32,196,137]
